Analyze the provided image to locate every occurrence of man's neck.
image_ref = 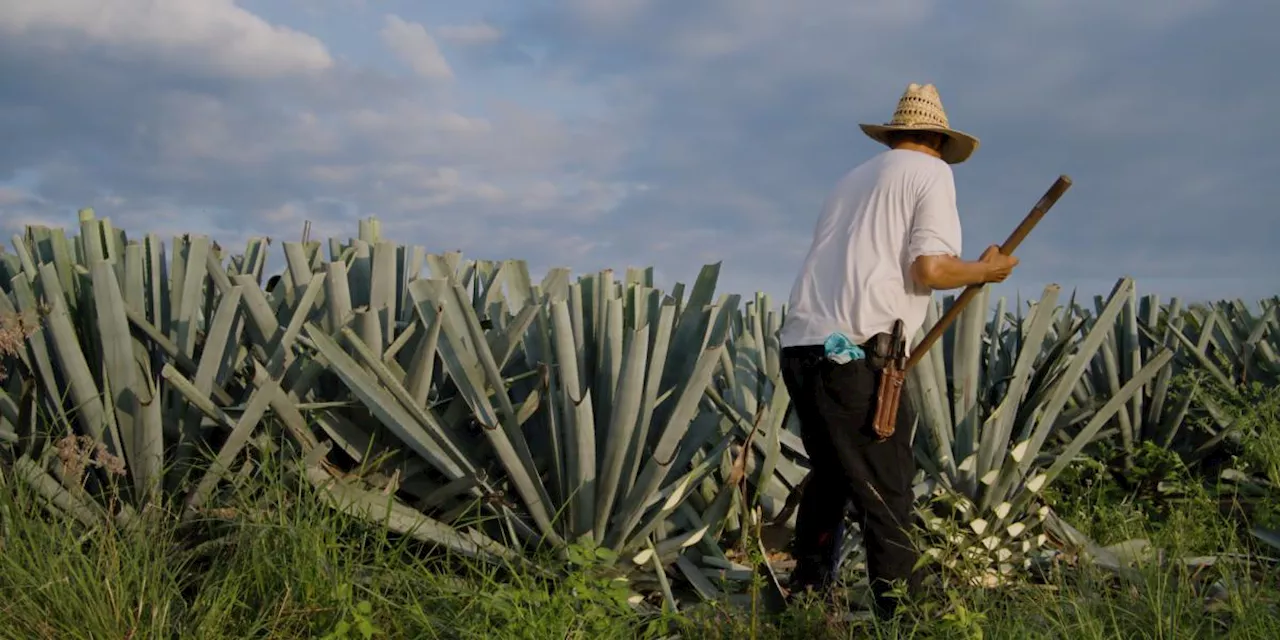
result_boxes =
[891,142,942,160]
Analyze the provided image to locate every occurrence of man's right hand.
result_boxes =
[978,245,1019,283]
[911,247,1020,290]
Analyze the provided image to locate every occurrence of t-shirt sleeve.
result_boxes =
[908,167,962,262]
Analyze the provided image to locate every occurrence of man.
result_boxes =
[778,82,1019,619]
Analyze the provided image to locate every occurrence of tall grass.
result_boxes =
[2,381,1278,639]
[0,451,667,640]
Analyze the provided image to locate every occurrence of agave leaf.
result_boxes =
[1098,325,1134,454]
[1252,527,1280,553]
[1240,304,1276,382]
[976,285,1061,487]
[1165,322,1238,396]
[952,285,988,495]
[1207,306,1244,365]
[610,342,723,549]
[1017,278,1135,477]
[409,279,562,545]
[89,260,163,500]
[370,241,398,347]
[9,234,39,283]
[1145,297,1183,431]
[593,294,624,452]
[619,299,677,504]
[1009,348,1175,516]
[911,296,956,469]
[170,235,209,358]
[50,227,80,303]
[34,263,122,454]
[1122,285,1144,440]
[283,242,313,290]
[594,322,651,541]
[7,276,73,430]
[358,217,379,243]
[231,274,279,362]
[77,215,109,267]
[548,297,597,538]
[184,360,276,517]
[975,280,1132,512]
[661,263,720,392]
[12,455,106,527]
[302,464,524,563]
[405,301,444,407]
[304,323,473,481]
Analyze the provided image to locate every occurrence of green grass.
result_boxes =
[0,451,679,640]
[4,462,1275,640]
[2,383,1279,639]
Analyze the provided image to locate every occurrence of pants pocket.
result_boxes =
[817,360,875,417]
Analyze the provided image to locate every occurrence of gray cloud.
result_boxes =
[437,23,503,47]
[381,15,454,80]
[1,0,1277,306]
[0,2,639,271]
[0,0,332,79]
[499,0,1280,302]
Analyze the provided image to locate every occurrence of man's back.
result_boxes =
[779,148,962,349]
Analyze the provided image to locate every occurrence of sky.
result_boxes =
[1,0,1277,309]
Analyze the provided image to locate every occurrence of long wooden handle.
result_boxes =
[904,175,1073,370]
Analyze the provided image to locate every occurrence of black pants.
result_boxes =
[780,344,920,618]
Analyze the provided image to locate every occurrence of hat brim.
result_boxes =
[859,123,980,165]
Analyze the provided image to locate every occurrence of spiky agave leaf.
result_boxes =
[275,251,756,578]
[1064,280,1193,456]
[7,212,1274,604]
[1064,283,1280,469]
[0,214,520,565]
[908,278,1177,582]
[697,292,808,537]
[1173,298,1280,390]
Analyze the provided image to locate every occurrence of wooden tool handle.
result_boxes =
[904,175,1073,370]
[1000,175,1073,254]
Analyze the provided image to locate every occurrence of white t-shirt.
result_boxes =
[779,149,963,352]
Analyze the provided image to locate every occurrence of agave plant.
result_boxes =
[754,279,1177,589]
[1155,298,1280,464]
[1169,297,1280,390]
[0,213,528,561]
[693,292,808,529]
[1061,282,1193,456]
[1058,287,1280,498]
[883,278,1172,585]
[313,256,740,552]
[5,210,1274,608]
[3,212,804,605]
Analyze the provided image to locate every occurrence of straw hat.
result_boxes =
[859,83,980,164]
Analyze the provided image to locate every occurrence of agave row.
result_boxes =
[2,212,1275,604]
[0,211,819,597]
[809,277,1276,589]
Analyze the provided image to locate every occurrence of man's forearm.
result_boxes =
[911,255,993,290]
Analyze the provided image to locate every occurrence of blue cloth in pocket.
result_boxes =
[823,332,865,364]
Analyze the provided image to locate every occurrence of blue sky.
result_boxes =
[2,0,1277,308]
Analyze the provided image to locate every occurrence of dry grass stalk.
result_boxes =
[0,312,37,382]
[55,434,126,485]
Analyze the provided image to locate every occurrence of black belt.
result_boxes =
[781,336,881,354]
[782,332,893,369]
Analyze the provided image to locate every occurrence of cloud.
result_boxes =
[438,23,503,46]
[0,1,638,276]
[0,0,332,79]
[1,0,1277,307]
[380,15,453,80]
[0,186,41,209]
[491,0,1280,302]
